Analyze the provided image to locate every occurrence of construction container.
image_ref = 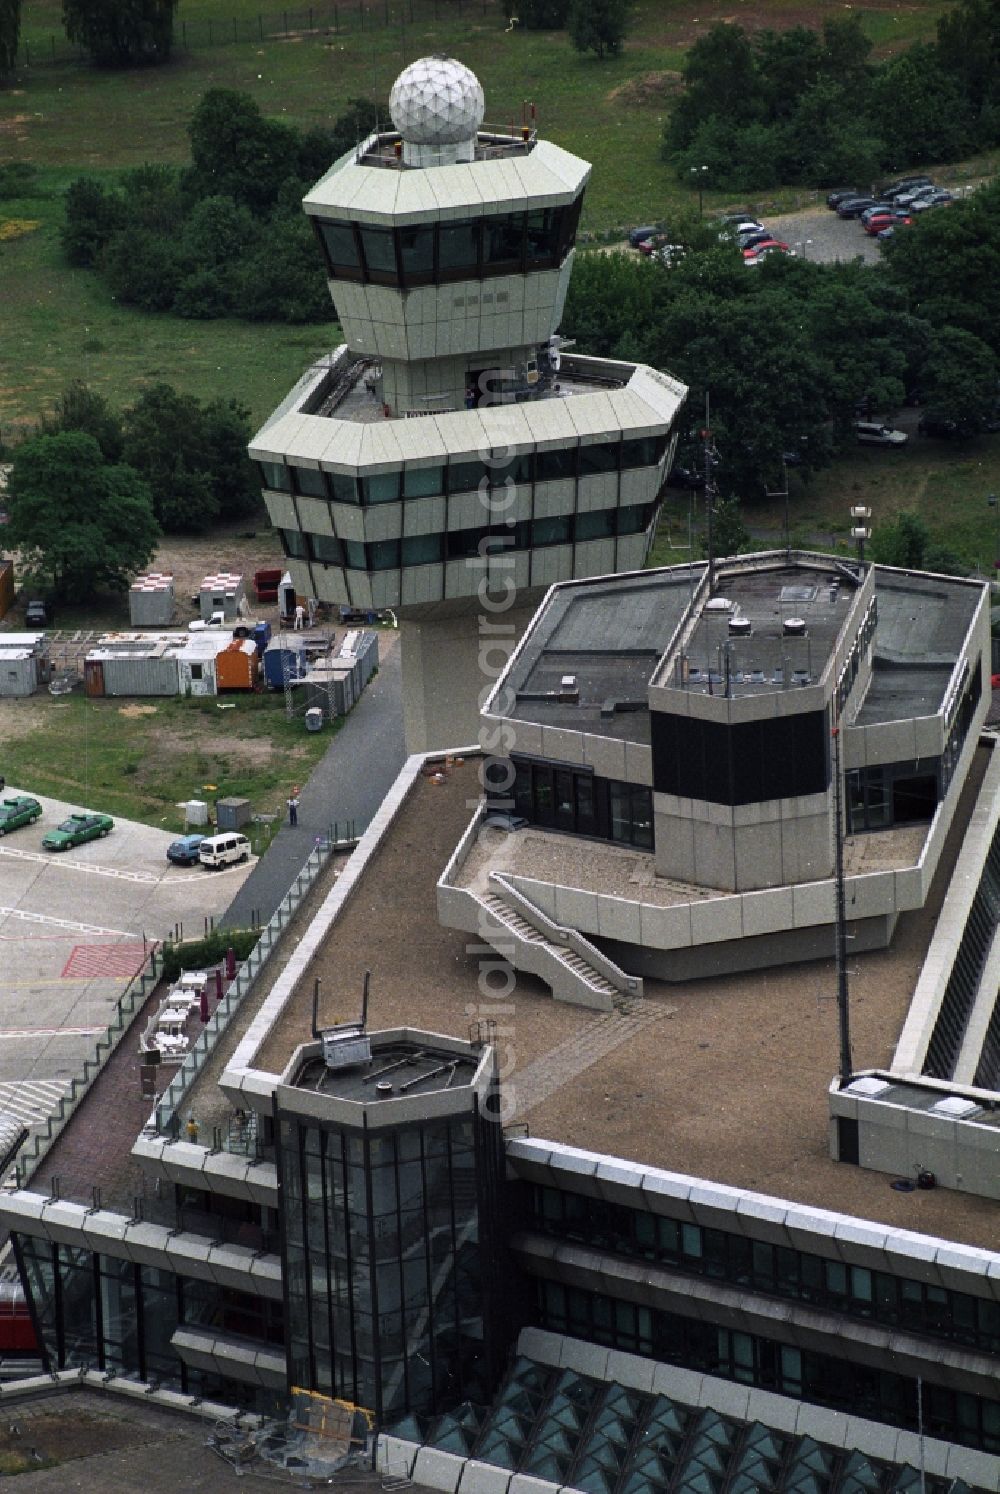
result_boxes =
[185,800,209,827]
[129,572,174,628]
[0,648,38,697]
[252,620,272,654]
[305,707,324,732]
[199,571,245,622]
[215,637,259,691]
[216,796,252,831]
[0,559,14,621]
[253,568,282,603]
[83,658,105,698]
[263,641,307,691]
[303,662,355,719]
[176,634,223,696]
[100,645,179,697]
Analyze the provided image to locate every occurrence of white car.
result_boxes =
[854,420,908,446]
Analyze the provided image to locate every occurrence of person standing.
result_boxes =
[287,794,299,826]
[293,603,305,631]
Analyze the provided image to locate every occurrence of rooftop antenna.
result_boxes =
[702,392,716,592]
[765,458,790,565]
[832,722,854,1087]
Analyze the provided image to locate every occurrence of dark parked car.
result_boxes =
[826,188,861,208]
[627,225,659,248]
[737,228,774,250]
[837,197,881,218]
[918,414,961,438]
[166,833,207,866]
[911,189,954,212]
[24,599,50,627]
[878,175,933,199]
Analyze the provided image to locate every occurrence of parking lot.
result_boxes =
[0,786,252,1135]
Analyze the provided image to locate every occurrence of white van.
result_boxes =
[199,833,251,869]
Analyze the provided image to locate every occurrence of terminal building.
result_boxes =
[249,54,686,750]
[4,554,1000,1490]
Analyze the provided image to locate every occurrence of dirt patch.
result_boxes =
[0,697,51,742]
[0,1407,151,1467]
[607,71,680,107]
[118,703,159,718]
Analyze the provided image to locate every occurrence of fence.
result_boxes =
[16,0,506,68]
[153,827,351,1135]
[14,947,165,1188]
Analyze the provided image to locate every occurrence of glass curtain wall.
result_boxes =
[278,1097,507,1421]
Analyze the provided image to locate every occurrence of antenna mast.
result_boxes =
[703,392,715,591]
[832,723,854,1087]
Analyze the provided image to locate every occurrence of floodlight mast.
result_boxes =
[832,722,854,1087]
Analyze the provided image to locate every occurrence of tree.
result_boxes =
[706,498,750,559]
[868,44,973,169]
[0,0,21,77]
[121,383,259,531]
[665,24,761,154]
[38,380,124,460]
[6,432,159,600]
[187,88,300,213]
[233,214,330,323]
[61,176,126,267]
[62,0,177,65]
[916,327,998,434]
[869,510,966,575]
[567,0,629,59]
[100,226,182,312]
[512,0,571,27]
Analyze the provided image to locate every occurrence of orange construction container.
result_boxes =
[0,559,13,621]
[215,638,259,692]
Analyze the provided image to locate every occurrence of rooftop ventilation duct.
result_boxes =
[783,617,807,636]
[728,616,752,637]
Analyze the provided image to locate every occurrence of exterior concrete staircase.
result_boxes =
[478,888,633,1011]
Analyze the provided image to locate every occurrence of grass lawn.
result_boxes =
[650,436,1000,575]
[0,689,336,837]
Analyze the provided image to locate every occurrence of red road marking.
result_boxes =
[60,943,148,980]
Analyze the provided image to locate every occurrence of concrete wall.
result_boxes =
[401,605,538,753]
[653,788,834,893]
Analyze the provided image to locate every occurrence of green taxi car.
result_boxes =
[0,795,42,836]
[42,812,114,852]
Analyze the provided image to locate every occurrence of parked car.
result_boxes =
[911,189,954,212]
[24,599,50,627]
[892,184,939,210]
[860,203,894,223]
[667,462,705,490]
[878,175,933,199]
[638,232,675,255]
[42,812,114,851]
[854,420,908,446]
[837,197,881,218]
[863,212,897,235]
[627,225,659,248]
[918,414,961,438]
[744,244,793,264]
[717,212,759,226]
[0,795,42,836]
[877,225,896,242]
[743,239,790,259]
[199,832,251,869]
[166,833,207,867]
[826,188,861,208]
[737,228,775,250]
[718,220,763,241]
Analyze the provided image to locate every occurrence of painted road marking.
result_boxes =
[61,942,148,980]
[0,906,132,937]
[0,846,254,882]
[0,1078,72,1127]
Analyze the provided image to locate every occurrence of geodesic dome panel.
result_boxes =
[389,55,485,146]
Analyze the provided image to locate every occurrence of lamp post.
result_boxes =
[988,493,999,573]
[690,164,708,218]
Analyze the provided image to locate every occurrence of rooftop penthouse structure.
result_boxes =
[250,55,686,749]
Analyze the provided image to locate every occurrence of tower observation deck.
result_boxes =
[250,55,688,749]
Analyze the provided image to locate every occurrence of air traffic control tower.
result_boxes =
[251,55,688,749]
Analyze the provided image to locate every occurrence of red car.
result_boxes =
[863,212,896,235]
[742,239,790,260]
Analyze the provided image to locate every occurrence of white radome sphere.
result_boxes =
[389,55,485,146]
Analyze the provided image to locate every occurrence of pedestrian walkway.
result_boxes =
[221,635,405,930]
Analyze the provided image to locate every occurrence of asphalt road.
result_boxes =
[767,204,881,265]
[220,631,405,930]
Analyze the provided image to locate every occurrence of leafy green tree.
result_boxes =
[61,176,126,266]
[6,432,159,599]
[818,14,872,103]
[869,510,966,574]
[233,214,330,323]
[916,327,998,434]
[779,78,880,187]
[666,23,760,154]
[100,226,182,311]
[936,0,1000,126]
[0,0,21,76]
[754,27,823,122]
[38,380,124,460]
[326,97,381,159]
[187,88,300,213]
[567,0,629,59]
[869,44,973,168]
[706,497,751,559]
[121,383,258,531]
[63,0,177,64]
